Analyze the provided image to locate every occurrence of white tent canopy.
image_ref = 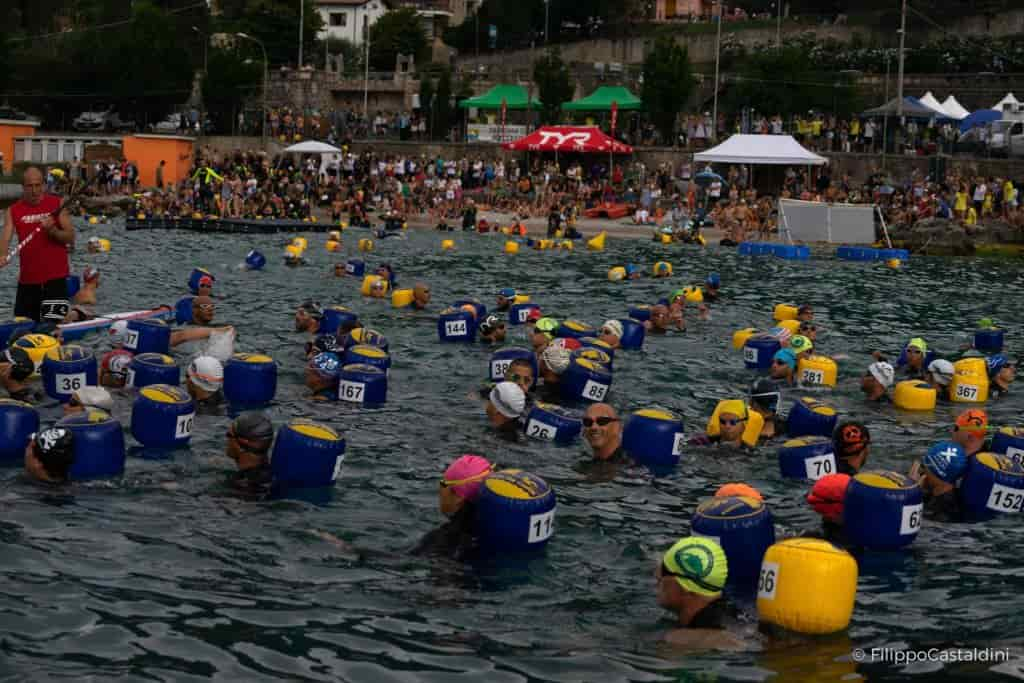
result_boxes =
[282,141,342,153]
[993,93,1021,112]
[919,92,950,117]
[942,95,970,120]
[693,134,827,166]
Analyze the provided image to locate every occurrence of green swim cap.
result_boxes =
[662,536,728,597]
[536,317,559,334]
[670,289,686,301]
[907,337,928,354]
[978,318,995,329]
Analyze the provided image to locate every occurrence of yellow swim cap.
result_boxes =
[662,536,728,597]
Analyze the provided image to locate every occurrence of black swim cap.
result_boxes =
[749,379,781,414]
[4,347,35,382]
[299,300,324,320]
[231,412,275,443]
[33,427,75,479]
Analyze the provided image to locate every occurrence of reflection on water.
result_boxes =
[1,220,1024,680]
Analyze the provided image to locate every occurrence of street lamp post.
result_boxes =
[896,0,907,117]
[712,0,722,141]
[544,0,550,45]
[192,26,207,139]
[299,0,305,68]
[363,16,370,137]
[237,33,269,150]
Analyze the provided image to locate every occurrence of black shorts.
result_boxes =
[15,277,69,324]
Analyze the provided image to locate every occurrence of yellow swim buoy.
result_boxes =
[777,319,800,335]
[893,380,937,411]
[683,286,703,303]
[441,239,455,251]
[391,288,414,308]
[88,216,98,225]
[325,240,341,252]
[284,244,303,259]
[512,294,530,304]
[774,303,799,321]
[660,233,672,244]
[292,237,308,250]
[361,274,388,296]
[732,327,759,350]
[587,232,606,251]
[358,238,374,252]
[652,261,673,277]
[504,241,520,255]
[560,240,573,250]
[608,266,627,282]
[797,355,838,388]
[886,258,901,269]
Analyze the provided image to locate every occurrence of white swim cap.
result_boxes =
[489,381,526,418]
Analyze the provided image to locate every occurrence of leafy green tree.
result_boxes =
[641,37,696,143]
[203,45,263,134]
[533,48,573,125]
[368,7,428,72]
[217,0,323,68]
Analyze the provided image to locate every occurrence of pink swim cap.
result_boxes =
[443,454,493,501]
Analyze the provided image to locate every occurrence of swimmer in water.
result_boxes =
[413,454,493,561]
[333,263,346,278]
[412,283,431,310]
[689,401,752,449]
[477,314,506,344]
[787,334,813,361]
[196,275,214,298]
[668,292,688,331]
[769,349,797,386]
[170,296,233,348]
[73,267,101,306]
[24,427,75,484]
[901,338,929,380]
[952,408,989,456]
[987,354,1016,398]
[376,263,396,287]
[0,347,38,402]
[524,307,542,333]
[833,421,870,474]
[306,352,341,401]
[797,320,817,344]
[804,473,852,548]
[294,300,325,335]
[645,305,676,334]
[908,441,967,522]
[505,358,534,395]
[748,379,782,440]
[87,236,104,253]
[598,320,623,350]
[186,355,224,406]
[538,344,571,394]
[495,288,516,312]
[796,304,813,322]
[486,381,526,435]
[861,361,894,402]
[531,317,559,354]
[652,263,672,279]
[369,278,389,299]
[225,412,275,499]
[583,403,628,463]
[305,334,343,360]
[704,273,721,302]
[656,537,744,648]
[925,359,955,393]
[63,386,114,416]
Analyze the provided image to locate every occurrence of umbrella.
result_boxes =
[283,141,342,154]
[694,171,725,187]
[959,109,1002,134]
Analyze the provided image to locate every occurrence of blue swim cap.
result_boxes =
[773,348,797,371]
[625,264,639,276]
[922,441,968,483]
[309,352,341,378]
[706,272,720,288]
[987,354,1009,378]
[498,287,516,298]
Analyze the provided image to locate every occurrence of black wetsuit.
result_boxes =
[228,463,274,500]
[592,445,632,465]
[924,489,964,523]
[412,503,478,562]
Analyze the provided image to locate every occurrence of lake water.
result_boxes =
[2,219,1024,681]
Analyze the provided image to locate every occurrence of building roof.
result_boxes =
[315,0,383,7]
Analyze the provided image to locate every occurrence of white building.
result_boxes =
[317,0,389,46]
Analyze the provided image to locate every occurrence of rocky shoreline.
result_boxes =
[888,218,1024,257]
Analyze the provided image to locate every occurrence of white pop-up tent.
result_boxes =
[942,95,970,120]
[694,134,827,165]
[282,141,343,181]
[919,92,950,117]
[993,93,1021,112]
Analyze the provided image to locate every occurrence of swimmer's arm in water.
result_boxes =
[170,325,233,347]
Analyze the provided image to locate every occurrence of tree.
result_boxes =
[641,37,696,143]
[368,7,428,72]
[217,0,323,68]
[419,74,436,137]
[434,67,454,141]
[203,45,262,135]
[533,48,573,125]
[321,37,362,74]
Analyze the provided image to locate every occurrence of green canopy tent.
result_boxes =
[458,84,542,110]
[561,86,642,112]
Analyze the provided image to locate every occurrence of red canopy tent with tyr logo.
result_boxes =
[501,126,633,153]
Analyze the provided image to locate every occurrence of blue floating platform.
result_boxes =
[738,242,809,260]
[837,246,909,261]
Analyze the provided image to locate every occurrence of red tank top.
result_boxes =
[10,194,69,285]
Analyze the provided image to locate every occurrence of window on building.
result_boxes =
[330,12,347,27]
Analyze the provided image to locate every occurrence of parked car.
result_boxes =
[0,106,32,121]
[151,113,184,133]
[72,107,136,132]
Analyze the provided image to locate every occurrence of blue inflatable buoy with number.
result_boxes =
[560,357,612,403]
[337,364,387,404]
[438,307,477,343]
[130,384,195,449]
[960,452,1024,521]
[488,347,537,386]
[128,353,180,389]
[0,398,39,463]
[843,470,923,550]
[270,419,346,489]
[58,409,126,480]
[41,345,97,403]
[523,402,582,444]
[124,319,171,355]
[778,436,837,480]
[475,470,557,554]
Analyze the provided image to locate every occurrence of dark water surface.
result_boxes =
[3,220,1024,681]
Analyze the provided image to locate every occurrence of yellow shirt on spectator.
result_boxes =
[966,207,978,225]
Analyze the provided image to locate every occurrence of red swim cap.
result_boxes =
[806,474,852,521]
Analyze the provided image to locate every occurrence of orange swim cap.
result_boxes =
[715,482,764,502]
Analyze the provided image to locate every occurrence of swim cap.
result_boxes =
[299,300,324,320]
[906,337,928,354]
[806,473,851,520]
[108,320,129,346]
[927,359,955,386]
[625,264,639,276]
[309,352,342,379]
[187,356,224,393]
[773,348,797,371]
[655,262,671,275]
[540,344,572,375]
[3,346,34,381]
[867,361,895,388]
[662,537,728,597]
[706,272,720,288]
[986,354,1011,378]
[489,381,526,418]
[670,289,686,302]
[479,314,502,336]
[715,482,763,502]
[749,379,781,414]
[550,337,581,352]
[308,334,343,356]
[101,349,133,380]
[535,317,559,337]
[72,386,114,411]
[955,408,988,435]
[88,236,101,246]
[978,318,995,329]
[833,421,871,458]
[231,411,275,443]
[442,454,493,501]
[83,267,100,282]
[789,335,813,354]
[198,275,214,288]
[600,320,624,339]
[33,427,75,471]
[459,304,478,318]
[923,441,968,483]
[526,308,542,323]
[498,288,516,298]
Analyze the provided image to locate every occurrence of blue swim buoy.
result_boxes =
[960,452,1024,521]
[578,337,615,367]
[187,267,215,295]
[744,335,781,370]
[622,408,685,467]
[58,409,126,480]
[320,305,359,335]
[223,353,277,405]
[560,357,612,403]
[245,249,266,270]
[270,419,346,489]
[572,347,612,371]
[66,275,81,299]
[974,328,1004,353]
[127,353,179,389]
[338,364,387,404]
[786,397,839,438]
[508,303,540,326]
[778,436,837,480]
[843,470,923,550]
[438,307,477,343]
[475,470,556,554]
[125,319,171,355]
[175,296,195,325]
[452,298,487,321]
[556,320,595,340]
[488,347,537,386]
[991,428,1024,467]
[342,344,391,373]
[523,402,582,444]
[0,317,35,349]
[0,398,39,463]
[341,327,389,352]
[627,305,652,322]
[617,318,645,350]
[345,259,365,277]
[691,495,775,594]
[130,384,195,449]
[41,345,97,403]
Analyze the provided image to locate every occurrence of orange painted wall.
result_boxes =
[122,135,195,188]
[0,121,38,174]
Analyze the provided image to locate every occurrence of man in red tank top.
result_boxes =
[0,167,76,325]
